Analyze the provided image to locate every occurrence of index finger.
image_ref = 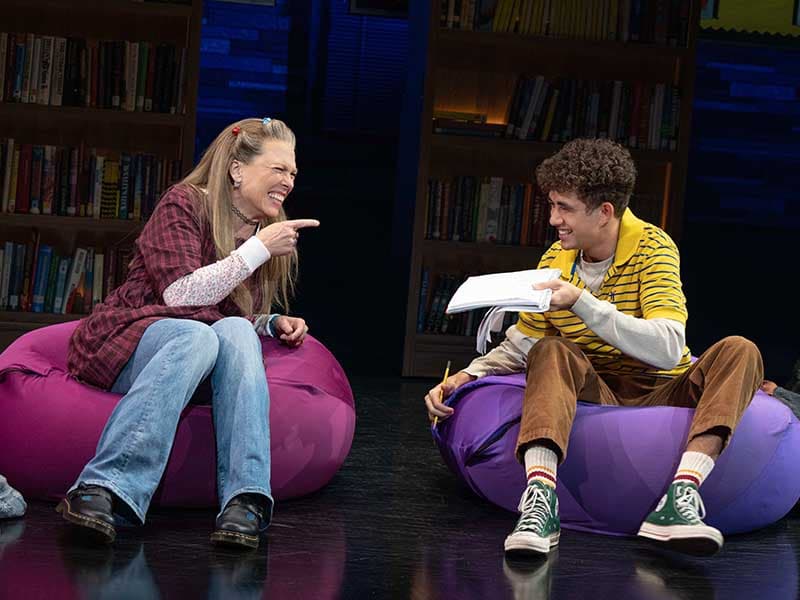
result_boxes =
[285,219,321,230]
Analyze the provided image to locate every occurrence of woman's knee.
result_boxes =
[166,320,219,365]
[213,317,256,338]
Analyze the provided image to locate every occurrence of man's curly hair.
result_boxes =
[535,138,637,216]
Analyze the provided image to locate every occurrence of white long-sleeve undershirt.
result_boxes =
[463,256,686,378]
[162,236,270,307]
[161,236,279,336]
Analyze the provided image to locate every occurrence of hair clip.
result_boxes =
[232,126,241,136]
[262,117,272,125]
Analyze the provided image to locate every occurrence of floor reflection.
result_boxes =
[0,502,347,600]
[0,376,798,600]
[406,514,799,600]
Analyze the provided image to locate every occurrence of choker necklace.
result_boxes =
[231,204,259,227]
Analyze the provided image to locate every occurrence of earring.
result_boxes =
[233,180,241,189]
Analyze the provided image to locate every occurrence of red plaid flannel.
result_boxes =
[68,185,250,390]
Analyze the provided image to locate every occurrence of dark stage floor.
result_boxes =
[1,376,798,599]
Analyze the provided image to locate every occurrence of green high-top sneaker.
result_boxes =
[504,480,560,555]
[637,481,723,556]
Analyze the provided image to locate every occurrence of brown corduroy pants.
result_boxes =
[517,336,764,463]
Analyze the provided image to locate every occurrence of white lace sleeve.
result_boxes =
[162,253,251,307]
[162,236,271,307]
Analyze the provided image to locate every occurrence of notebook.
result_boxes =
[445,268,561,353]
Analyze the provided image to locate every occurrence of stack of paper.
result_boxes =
[445,268,561,353]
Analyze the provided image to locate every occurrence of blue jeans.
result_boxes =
[0,475,26,519]
[72,317,273,526]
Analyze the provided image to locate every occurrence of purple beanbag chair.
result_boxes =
[0,320,355,506]
[433,374,800,536]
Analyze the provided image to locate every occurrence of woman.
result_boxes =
[58,117,319,548]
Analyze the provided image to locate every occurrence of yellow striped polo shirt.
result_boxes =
[516,208,693,378]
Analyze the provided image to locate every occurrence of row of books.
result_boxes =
[443,0,691,47]
[425,177,557,247]
[417,268,518,336]
[0,235,133,315]
[0,33,188,114]
[436,77,680,151]
[0,138,180,220]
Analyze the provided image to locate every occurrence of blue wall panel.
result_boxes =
[323,2,409,135]
[687,38,800,228]
[196,0,290,160]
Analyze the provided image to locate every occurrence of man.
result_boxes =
[424,138,763,557]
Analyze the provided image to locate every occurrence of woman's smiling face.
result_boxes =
[234,140,297,220]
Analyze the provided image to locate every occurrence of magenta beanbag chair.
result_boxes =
[433,374,800,536]
[0,320,355,506]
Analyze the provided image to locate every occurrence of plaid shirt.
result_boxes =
[68,184,257,390]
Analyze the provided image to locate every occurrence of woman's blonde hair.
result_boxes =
[181,117,298,316]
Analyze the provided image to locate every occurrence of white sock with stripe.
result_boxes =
[673,451,715,488]
[523,445,558,489]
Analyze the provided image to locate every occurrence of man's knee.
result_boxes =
[719,336,763,368]
[526,337,577,368]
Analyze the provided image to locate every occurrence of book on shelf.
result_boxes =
[61,246,87,314]
[31,243,53,313]
[433,118,506,137]
[421,273,465,335]
[445,267,561,352]
[92,251,104,309]
[0,138,13,212]
[0,136,178,219]
[0,241,11,309]
[5,143,19,213]
[1,33,188,114]
[28,144,43,214]
[0,32,7,103]
[7,242,25,310]
[19,229,39,311]
[20,33,34,104]
[0,236,137,315]
[70,247,93,314]
[444,0,691,46]
[28,34,42,104]
[37,35,55,106]
[483,73,682,150]
[14,143,32,213]
[51,255,70,314]
[426,176,554,246]
[432,109,487,123]
[49,36,66,106]
[42,250,60,313]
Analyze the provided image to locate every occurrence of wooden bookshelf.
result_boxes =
[0,0,202,351]
[402,1,702,377]
[0,102,190,126]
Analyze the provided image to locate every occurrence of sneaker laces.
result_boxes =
[514,484,553,534]
[674,484,706,524]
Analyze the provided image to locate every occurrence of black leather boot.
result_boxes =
[56,484,116,544]
[210,493,269,549]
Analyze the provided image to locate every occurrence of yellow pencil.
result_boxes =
[433,360,451,428]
